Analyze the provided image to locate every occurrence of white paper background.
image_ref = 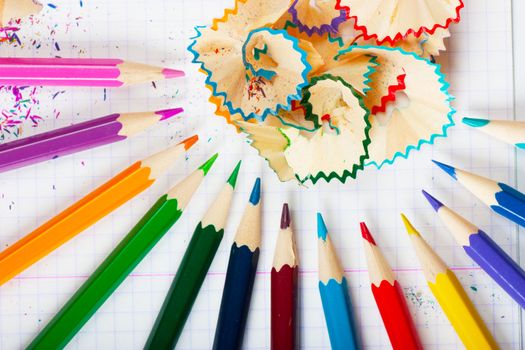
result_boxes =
[0,0,523,349]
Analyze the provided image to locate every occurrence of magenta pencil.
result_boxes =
[0,108,183,173]
[0,57,184,87]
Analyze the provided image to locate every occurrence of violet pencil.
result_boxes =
[423,190,525,308]
[0,108,182,174]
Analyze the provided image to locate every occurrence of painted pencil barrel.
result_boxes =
[27,195,183,349]
[213,244,260,350]
[428,270,499,350]
[465,231,525,308]
[372,281,422,350]
[0,66,121,79]
[0,78,125,87]
[0,162,154,285]
[271,264,298,350]
[319,278,359,350]
[145,223,223,349]
[0,114,124,173]
[0,57,123,66]
[492,183,525,227]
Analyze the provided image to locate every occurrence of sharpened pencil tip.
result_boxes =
[359,222,376,245]
[432,160,457,180]
[199,153,218,175]
[317,213,328,241]
[249,178,261,205]
[227,161,242,188]
[400,214,420,236]
[161,68,185,79]
[422,190,444,212]
[462,117,489,128]
[156,107,184,121]
[280,203,291,229]
[181,135,198,150]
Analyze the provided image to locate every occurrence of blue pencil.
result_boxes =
[423,190,525,308]
[213,178,261,350]
[433,160,525,227]
[317,213,359,350]
[462,117,525,150]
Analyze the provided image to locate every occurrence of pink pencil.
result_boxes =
[0,58,184,87]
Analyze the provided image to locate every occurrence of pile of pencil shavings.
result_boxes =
[189,0,464,184]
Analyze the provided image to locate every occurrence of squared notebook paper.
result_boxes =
[0,0,523,349]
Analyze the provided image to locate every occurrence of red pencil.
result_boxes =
[271,203,298,350]
[360,222,422,350]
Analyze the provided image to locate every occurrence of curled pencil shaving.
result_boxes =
[341,0,464,45]
[238,75,371,184]
[288,0,347,36]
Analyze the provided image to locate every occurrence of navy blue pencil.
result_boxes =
[213,178,262,350]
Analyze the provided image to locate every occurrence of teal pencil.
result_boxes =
[317,213,359,350]
[462,117,525,149]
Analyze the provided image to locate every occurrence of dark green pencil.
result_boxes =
[144,161,241,349]
[27,154,218,350]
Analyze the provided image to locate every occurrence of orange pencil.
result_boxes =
[0,135,198,286]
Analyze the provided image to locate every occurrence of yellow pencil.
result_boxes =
[401,214,499,350]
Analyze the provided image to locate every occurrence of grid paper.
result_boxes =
[0,0,523,349]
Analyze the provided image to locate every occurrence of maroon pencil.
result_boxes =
[271,203,298,350]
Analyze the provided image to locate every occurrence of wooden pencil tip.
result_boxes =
[249,178,261,205]
[161,68,185,79]
[359,222,376,245]
[400,214,420,236]
[462,117,489,128]
[422,190,444,212]
[199,153,219,176]
[155,107,184,121]
[181,134,198,150]
[432,160,457,180]
[227,161,242,188]
[280,203,291,229]
[317,213,328,241]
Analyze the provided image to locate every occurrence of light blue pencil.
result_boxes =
[433,160,525,227]
[463,117,525,150]
[317,213,359,350]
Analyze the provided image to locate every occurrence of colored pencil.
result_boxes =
[360,222,422,350]
[0,57,184,87]
[0,108,183,174]
[463,117,525,150]
[0,135,198,286]
[0,0,43,27]
[432,160,525,227]
[271,203,298,350]
[27,154,217,350]
[401,214,499,350]
[423,190,525,308]
[145,161,241,350]
[213,178,261,350]
[317,213,359,350]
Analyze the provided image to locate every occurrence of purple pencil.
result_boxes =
[423,190,525,308]
[0,108,183,174]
